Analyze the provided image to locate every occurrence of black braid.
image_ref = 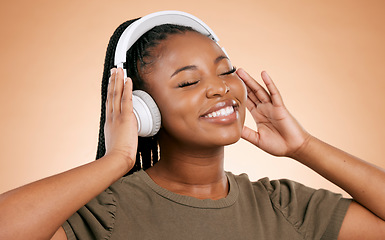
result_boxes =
[96,20,198,175]
[96,18,138,162]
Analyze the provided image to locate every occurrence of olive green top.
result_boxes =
[63,170,351,240]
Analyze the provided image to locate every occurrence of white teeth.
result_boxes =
[204,106,234,118]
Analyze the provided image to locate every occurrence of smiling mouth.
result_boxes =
[201,99,239,120]
[203,106,235,118]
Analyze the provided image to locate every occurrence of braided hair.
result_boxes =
[96,19,198,175]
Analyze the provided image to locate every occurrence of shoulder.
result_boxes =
[228,172,351,239]
[230,172,339,203]
[63,170,149,240]
[108,170,153,202]
[230,171,316,197]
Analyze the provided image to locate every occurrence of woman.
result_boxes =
[1,11,384,240]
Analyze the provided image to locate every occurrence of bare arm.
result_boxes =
[0,68,137,240]
[292,136,385,239]
[51,227,67,240]
[237,68,385,239]
[292,136,385,220]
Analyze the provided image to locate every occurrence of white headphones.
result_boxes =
[114,10,222,137]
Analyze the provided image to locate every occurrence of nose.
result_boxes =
[206,79,230,98]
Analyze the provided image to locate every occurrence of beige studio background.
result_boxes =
[1,0,385,196]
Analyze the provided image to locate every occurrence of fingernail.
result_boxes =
[261,71,269,78]
[236,69,245,79]
[109,69,114,84]
[124,77,131,85]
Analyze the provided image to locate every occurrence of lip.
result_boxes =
[199,99,239,124]
[200,99,238,117]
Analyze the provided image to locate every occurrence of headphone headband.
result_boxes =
[114,10,219,76]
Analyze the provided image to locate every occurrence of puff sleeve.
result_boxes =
[62,188,117,240]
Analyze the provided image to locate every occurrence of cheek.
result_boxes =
[157,92,200,130]
[229,77,248,106]
[238,79,248,101]
[229,78,247,124]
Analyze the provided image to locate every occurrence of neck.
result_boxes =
[145,134,228,200]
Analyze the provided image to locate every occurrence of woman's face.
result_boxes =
[142,31,247,148]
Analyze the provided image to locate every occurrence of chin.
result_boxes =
[212,130,242,147]
[222,137,241,147]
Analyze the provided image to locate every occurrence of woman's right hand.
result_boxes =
[0,67,139,240]
[104,68,138,172]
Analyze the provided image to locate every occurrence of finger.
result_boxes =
[237,68,271,103]
[241,126,260,147]
[106,68,117,116]
[121,77,133,114]
[245,98,260,123]
[113,68,125,114]
[245,96,257,113]
[261,71,284,107]
[245,85,261,105]
[245,97,269,124]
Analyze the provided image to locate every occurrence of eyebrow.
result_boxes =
[214,55,229,64]
[170,55,229,78]
[170,65,197,78]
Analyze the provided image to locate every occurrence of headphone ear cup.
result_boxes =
[132,90,161,137]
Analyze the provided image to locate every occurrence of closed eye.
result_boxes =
[178,80,200,88]
[220,66,237,76]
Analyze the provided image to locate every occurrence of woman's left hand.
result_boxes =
[237,68,310,157]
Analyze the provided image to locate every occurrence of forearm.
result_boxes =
[292,136,385,220]
[0,152,130,240]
